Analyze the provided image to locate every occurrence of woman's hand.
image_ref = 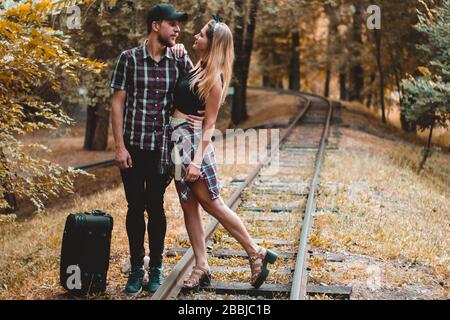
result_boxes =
[172,43,187,58]
[187,110,205,127]
[185,163,201,182]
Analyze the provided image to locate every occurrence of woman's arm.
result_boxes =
[173,44,205,127]
[185,79,222,182]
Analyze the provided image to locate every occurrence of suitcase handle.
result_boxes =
[89,209,106,216]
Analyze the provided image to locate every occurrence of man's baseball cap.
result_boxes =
[147,3,188,22]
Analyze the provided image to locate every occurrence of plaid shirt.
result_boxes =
[110,40,193,151]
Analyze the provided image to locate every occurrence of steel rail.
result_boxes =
[248,87,335,299]
[289,94,333,300]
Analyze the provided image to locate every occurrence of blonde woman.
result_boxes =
[160,18,278,292]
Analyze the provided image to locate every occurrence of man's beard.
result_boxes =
[158,34,174,47]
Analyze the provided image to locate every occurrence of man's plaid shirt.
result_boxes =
[110,40,193,151]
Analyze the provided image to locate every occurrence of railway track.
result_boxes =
[148,91,349,301]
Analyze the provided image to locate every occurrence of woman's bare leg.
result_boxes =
[175,182,209,269]
[190,180,259,257]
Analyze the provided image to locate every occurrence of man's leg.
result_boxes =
[120,145,147,295]
[144,150,170,292]
[145,150,169,268]
[121,147,147,268]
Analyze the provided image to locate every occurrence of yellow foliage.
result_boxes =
[0,0,104,211]
[418,66,432,77]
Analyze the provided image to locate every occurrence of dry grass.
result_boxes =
[315,144,449,265]
[309,108,450,299]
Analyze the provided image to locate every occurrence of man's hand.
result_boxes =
[186,110,205,128]
[172,43,187,58]
[115,146,132,169]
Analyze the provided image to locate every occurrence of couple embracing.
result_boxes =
[110,3,277,296]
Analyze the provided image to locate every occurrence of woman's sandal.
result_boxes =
[181,265,212,293]
[249,247,278,289]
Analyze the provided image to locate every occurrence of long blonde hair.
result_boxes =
[190,20,234,104]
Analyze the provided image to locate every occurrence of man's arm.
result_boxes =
[110,51,132,169]
[111,90,132,169]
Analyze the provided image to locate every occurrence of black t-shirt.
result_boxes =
[173,70,205,116]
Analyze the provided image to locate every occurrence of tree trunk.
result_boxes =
[276,79,283,89]
[289,31,300,91]
[84,104,110,150]
[231,0,247,125]
[324,28,331,97]
[419,124,433,172]
[243,0,260,79]
[324,3,339,98]
[339,66,347,101]
[232,0,260,125]
[399,92,416,132]
[324,66,331,98]
[0,149,17,213]
[373,87,379,111]
[262,74,270,87]
[92,104,110,150]
[84,105,96,150]
[394,67,416,132]
[349,4,364,102]
[366,91,372,108]
[374,29,386,123]
[366,73,376,108]
[350,65,364,102]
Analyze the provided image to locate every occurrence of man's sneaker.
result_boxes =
[125,267,144,296]
[148,266,164,293]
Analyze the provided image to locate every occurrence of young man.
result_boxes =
[110,3,200,296]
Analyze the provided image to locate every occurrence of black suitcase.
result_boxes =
[60,209,113,296]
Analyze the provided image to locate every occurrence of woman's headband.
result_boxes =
[212,15,222,36]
